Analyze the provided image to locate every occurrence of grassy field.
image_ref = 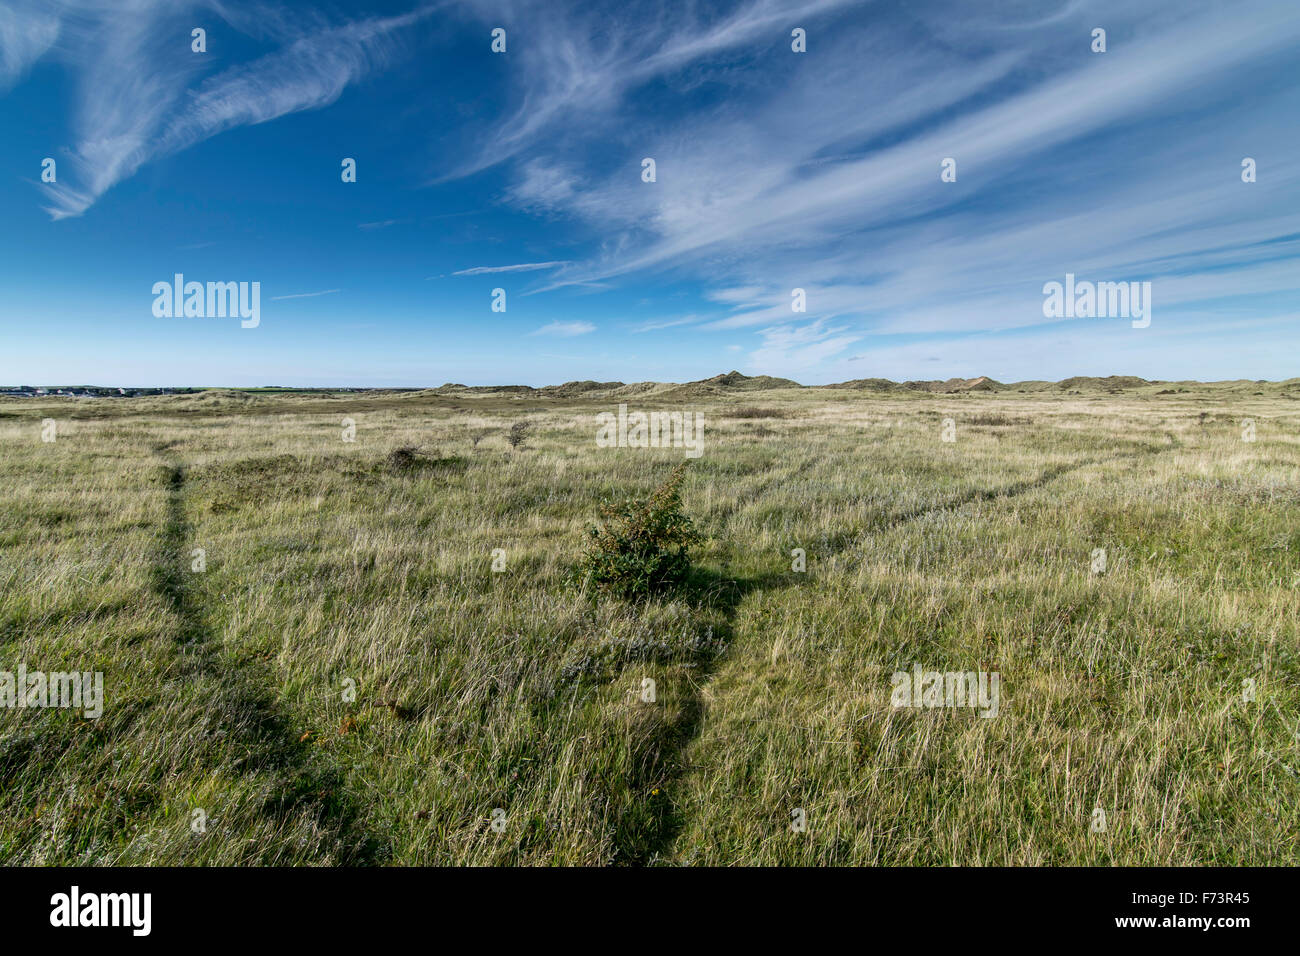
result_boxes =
[2,379,1298,865]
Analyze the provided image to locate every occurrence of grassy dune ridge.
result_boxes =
[1,381,1297,864]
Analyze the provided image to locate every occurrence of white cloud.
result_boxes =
[748,318,862,374]
[529,320,596,336]
[452,260,569,275]
[269,289,341,300]
[0,4,58,89]
[24,2,433,219]
[632,315,698,333]
[447,0,862,179]
[462,0,1300,375]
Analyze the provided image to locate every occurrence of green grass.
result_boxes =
[1,383,1297,864]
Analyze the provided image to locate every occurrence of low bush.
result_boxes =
[575,462,702,597]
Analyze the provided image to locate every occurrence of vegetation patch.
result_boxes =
[574,463,703,598]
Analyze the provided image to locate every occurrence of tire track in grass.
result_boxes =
[613,454,832,862]
[619,567,789,865]
[576,459,807,863]
[636,438,1181,861]
[836,438,1182,557]
[148,447,382,863]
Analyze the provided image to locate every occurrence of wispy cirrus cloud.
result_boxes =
[0,3,59,89]
[446,0,1300,377]
[14,0,435,219]
[445,0,860,179]
[529,320,595,336]
[633,315,699,333]
[451,260,569,276]
[269,288,340,300]
[749,318,861,372]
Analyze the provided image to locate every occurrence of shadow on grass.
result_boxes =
[856,439,1181,541]
[608,447,1182,863]
[611,565,793,866]
[149,454,385,864]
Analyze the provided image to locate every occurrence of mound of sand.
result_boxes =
[1055,375,1152,391]
[902,376,1005,393]
[665,371,804,396]
[819,378,904,391]
[539,380,626,398]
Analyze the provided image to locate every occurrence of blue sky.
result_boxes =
[2,0,1298,387]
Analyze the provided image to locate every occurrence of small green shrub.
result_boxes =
[575,462,703,597]
[507,421,532,450]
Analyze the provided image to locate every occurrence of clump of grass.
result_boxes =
[386,445,424,470]
[728,406,791,419]
[383,445,466,474]
[575,462,703,597]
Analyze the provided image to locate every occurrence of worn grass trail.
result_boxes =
[146,447,378,863]
[663,423,1298,865]
[0,439,377,863]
